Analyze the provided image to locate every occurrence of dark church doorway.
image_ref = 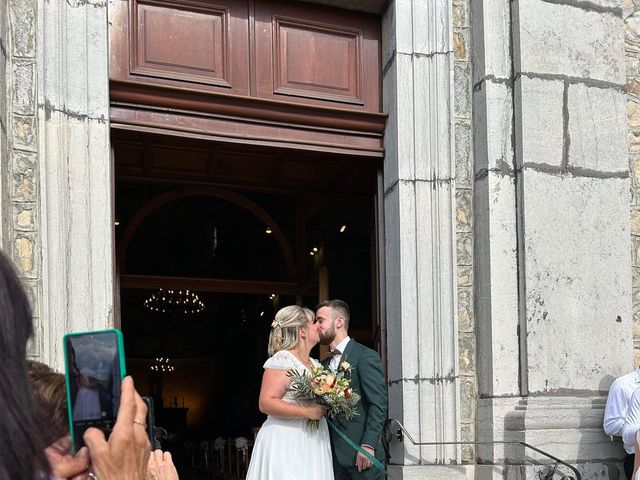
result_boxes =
[113,130,381,478]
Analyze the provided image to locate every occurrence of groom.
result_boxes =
[317,299,387,480]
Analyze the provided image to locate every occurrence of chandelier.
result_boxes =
[150,357,175,373]
[143,288,205,315]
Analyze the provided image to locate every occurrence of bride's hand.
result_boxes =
[306,404,327,420]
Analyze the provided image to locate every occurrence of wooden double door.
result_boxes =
[110,0,386,471]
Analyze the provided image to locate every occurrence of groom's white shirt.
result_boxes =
[330,336,350,370]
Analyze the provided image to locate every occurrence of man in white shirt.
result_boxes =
[623,388,640,479]
[604,368,640,479]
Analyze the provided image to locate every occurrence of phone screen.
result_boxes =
[64,330,124,449]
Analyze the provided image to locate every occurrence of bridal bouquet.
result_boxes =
[288,360,360,429]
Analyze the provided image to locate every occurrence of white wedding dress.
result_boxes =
[246,349,334,480]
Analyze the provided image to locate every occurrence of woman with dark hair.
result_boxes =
[0,251,153,479]
[0,252,49,479]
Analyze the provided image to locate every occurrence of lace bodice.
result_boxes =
[264,350,320,406]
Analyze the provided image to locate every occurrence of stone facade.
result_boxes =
[453,0,477,464]
[627,0,640,366]
[1,0,635,478]
[383,0,462,475]
[2,0,42,358]
[0,0,7,243]
[513,0,629,390]
[0,0,114,370]
[473,0,632,477]
[36,0,114,369]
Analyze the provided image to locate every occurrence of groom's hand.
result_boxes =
[355,446,375,472]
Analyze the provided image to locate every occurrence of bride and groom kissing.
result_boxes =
[246,299,388,480]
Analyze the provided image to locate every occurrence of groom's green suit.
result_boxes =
[323,339,387,480]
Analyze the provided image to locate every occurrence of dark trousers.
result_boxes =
[625,453,635,479]
[334,460,384,480]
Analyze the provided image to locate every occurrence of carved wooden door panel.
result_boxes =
[110,0,381,111]
[109,0,385,156]
[111,0,250,95]
[254,0,381,111]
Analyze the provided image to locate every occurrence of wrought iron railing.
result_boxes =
[385,419,581,480]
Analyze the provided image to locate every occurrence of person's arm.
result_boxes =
[604,380,627,437]
[357,349,388,451]
[258,368,325,420]
[623,389,640,452]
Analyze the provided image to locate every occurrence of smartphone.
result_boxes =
[63,329,127,452]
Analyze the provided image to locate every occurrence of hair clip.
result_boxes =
[271,318,285,329]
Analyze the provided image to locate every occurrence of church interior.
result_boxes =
[113,130,381,476]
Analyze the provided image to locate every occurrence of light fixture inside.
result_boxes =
[114,220,120,226]
[339,225,347,233]
[144,288,205,315]
[150,356,175,373]
[265,227,272,234]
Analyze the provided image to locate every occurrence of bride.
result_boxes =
[246,305,334,480]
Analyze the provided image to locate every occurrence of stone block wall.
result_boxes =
[0,0,7,244]
[453,0,477,464]
[627,0,640,364]
[3,0,41,358]
[0,0,113,369]
[514,0,630,395]
[473,0,630,397]
[473,0,631,475]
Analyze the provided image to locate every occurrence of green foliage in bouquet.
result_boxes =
[287,360,360,429]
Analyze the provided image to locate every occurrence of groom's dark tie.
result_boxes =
[323,348,341,363]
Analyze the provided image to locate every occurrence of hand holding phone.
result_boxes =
[63,329,127,452]
[83,376,151,480]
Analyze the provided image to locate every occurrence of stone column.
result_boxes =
[383,0,464,477]
[37,0,114,370]
[4,0,43,358]
[473,0,632,476]
[1,0,112,368]
[471,0,523,469]
[0,0,8,245]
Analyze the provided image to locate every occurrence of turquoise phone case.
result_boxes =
[63,329,127,452]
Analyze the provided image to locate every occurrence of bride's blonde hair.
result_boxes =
[267,305,315,356]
